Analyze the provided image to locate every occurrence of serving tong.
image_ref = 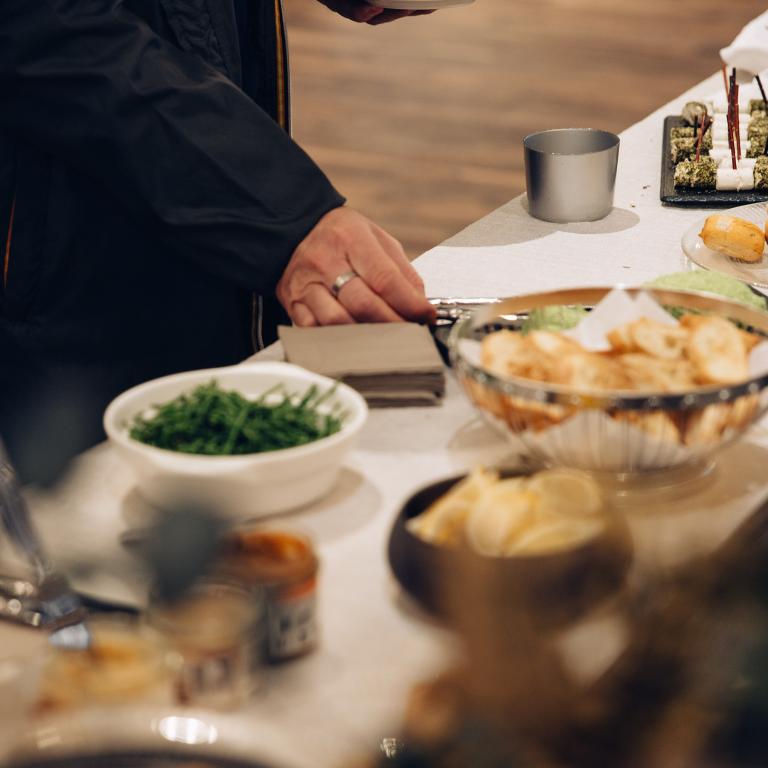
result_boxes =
[430,296,501,325]
[0,442,90,649]
[429,297,527,362]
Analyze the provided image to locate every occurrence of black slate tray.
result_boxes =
[660,115,768,206]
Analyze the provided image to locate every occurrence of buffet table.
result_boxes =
[4,70,768,768]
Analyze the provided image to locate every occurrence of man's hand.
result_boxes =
[277,207,436,327]
[316,0,434,25]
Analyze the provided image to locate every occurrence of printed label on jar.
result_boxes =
[267,579,317,660]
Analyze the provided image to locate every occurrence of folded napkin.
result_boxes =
[721,11,768,78]
[278,323,445,407]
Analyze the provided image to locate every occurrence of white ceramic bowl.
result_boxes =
[103,362,368,519]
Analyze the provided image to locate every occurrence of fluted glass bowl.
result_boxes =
[449,287,768,484]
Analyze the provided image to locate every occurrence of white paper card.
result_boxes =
[565,288,679,351]
[561,288,768,375]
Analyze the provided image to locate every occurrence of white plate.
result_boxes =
[366,0,473,9]
[681,202,768,288]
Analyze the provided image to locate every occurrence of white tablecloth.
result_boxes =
[417,74,721,299]
[4,71,768,768]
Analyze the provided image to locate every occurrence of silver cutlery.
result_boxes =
[0,441,91,649]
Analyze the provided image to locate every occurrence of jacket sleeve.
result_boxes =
[0,0,345,294]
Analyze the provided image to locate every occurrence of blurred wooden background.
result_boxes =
[284,0,768,256]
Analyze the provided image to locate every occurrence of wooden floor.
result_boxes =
[284,0,768,256]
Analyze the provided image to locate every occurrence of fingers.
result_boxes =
[348,230,435,322]
[352,4,384,21]
[277,207,436,328]
[367,9,412,23]
[319,0,384,22]
[301,284,356,325]
[318,0,433,24]
[337,277,405,323]
[366,8,435,24]
[290,301,318,327]
[287,280,403,327]
[372,228,428,295]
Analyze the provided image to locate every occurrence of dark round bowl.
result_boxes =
[388,470,633,629]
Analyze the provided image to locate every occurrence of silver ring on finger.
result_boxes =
[330,269,359,299]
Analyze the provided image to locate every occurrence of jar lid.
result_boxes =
[220,529,318,586]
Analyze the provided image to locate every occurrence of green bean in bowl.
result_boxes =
[128,381,346,456]
[103,362,368,518]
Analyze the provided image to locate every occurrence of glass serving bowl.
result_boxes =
[448,287,768,491]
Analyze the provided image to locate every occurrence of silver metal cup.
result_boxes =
[524,128,620,223]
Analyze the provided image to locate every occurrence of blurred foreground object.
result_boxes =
[219,528,319,662]
[388,468,631,629]
[147,580,262,710]
[37,616,173,712]
[0,441,91,649]
[0,330,96,486]
[133,506,228,605]
[3,707,308,767]
[366,496,768,767]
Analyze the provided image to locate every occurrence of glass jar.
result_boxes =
[219,529,319,663]
[146,580,263,710]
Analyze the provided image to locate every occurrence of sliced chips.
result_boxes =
[465,479,538,556]
[681,314,750,384]
[607,318,688,360]
[476,315,762,446]
[407,468,606,557]
[407,466,498,546]
[528,469,604,519]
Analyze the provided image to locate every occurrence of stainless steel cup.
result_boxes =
[524,128,620,223]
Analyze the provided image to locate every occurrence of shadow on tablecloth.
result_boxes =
[443,198,641,248]
[120,467,381,547]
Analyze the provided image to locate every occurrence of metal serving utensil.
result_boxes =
[0,441,90,649]
[429,296,502,325]
[429,297,515,364]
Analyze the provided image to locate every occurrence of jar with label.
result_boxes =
[146,579,263,710]
[220,530,319,663]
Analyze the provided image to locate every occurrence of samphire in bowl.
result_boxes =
[103,362,368,518]
[449,287,768,481]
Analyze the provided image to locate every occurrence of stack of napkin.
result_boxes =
[278,323,445,407]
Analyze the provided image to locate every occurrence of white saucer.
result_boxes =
[681,202,768,289]
[366,0,474,9]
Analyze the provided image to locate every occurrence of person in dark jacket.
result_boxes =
[0,0,435,460]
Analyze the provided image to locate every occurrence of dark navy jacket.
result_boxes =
[0,0,344,456]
